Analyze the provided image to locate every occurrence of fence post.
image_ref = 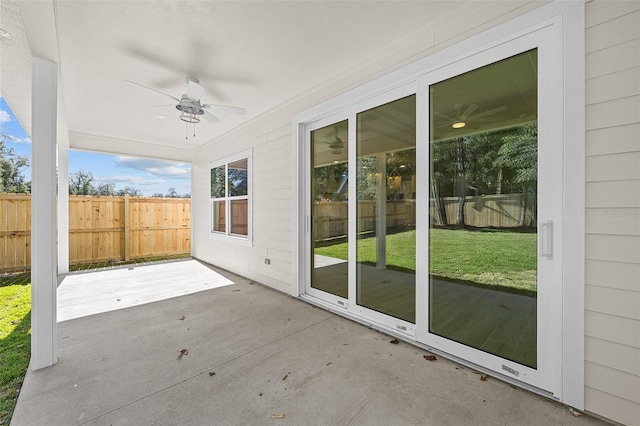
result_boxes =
[124,195,130,261]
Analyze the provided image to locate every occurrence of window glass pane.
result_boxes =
[356,95,416,323]
[228,158,248,197]
[429,49,538,368]
[310,120,348,298]
[212,200,226,233]
[230,199,248,235]
[211,165,226,198]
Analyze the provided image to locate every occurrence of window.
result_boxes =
[210,150,251,241]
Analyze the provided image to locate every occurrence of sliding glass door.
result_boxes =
[302,34,560,392]
[427,50,539,369]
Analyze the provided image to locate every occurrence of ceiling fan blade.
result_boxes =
[435,112,457,122]
[127,80,179,102]
[459,104,479,121]
[203,110,220,123]
[150,104,176,109]
[203,103,247,115]
[467,105,508,121]
[186,80,205,100]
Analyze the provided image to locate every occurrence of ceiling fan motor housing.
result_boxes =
[176,95,205,123]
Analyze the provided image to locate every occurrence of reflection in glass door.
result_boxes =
[356,95,416,323]
[428,50,538,368]
[310,120,349,298]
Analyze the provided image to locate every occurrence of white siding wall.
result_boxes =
[584,1,640,425]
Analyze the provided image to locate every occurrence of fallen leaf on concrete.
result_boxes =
[390,338,400,345]
[248,281,254,285]
[326,362,332,366]
[568,408,582,417]
[232,289,241,292]
[179,315,185,321]
[480,375,488,381]
[177,349,188,359]
[272,413,285,419]
[282,374,288,381]
[423,355,437,361]
[208,372,215,377]
[259,392,263,396]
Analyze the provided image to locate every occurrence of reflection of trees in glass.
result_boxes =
[228,167,248,196]
[210,166,225,198]
[431,123,537,228]
[314,163,348,201]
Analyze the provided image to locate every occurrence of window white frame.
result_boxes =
[293,1,584,408]
[209,149,252,245]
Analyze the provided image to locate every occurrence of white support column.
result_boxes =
[57,146,69,274]
[375,153,386,270]
[31,57,58,370]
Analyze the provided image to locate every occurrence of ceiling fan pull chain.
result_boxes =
[193,123,196,138]
[185,123,188,140]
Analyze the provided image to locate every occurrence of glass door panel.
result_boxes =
[356,95,416,323]
[310,120,349,298]
[428,50,538,368]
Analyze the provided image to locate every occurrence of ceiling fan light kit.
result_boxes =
[128,77,246,139]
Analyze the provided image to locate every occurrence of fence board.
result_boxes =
[0,194,190,272]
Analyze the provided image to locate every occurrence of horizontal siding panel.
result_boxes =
[586,66,640,105]
[254,143,292,165]
[586,38,639,79]
[586,310,640,348]
[586,0,640,28]
[586,207,640,236]
[585,386,640,426]
[252,237,291,252]
[585,10,640,54]
[586,180,640,208]
[253,217,291,232]
[586,234,640,264]
[252,176,292,193]
[253,198,292,212]
[586,285,640,320]
[585,259,640,292]
[267,124,291,142]
[586,336,640,376]
[585,361,640,404]
[586,152,640,182]
[586,95,640,131]
[586,123,640,156]
[253,156,292,175]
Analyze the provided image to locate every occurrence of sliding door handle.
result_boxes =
[541,220,553,259]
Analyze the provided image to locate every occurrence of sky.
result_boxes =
[0,96,191,196]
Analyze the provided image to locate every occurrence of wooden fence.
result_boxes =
[0,194,191,273]
[313,193,535,241]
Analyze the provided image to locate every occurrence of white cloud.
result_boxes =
[8,136,31,144]
[115,156,190,179]
[0,110,11,127]
[95,175,164,186]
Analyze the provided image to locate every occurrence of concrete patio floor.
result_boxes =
[12,260,607,425]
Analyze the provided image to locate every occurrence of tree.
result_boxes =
[0,132,30,193]
[117,186,142,197]
[165,187,179,198]
[151,192,165,198]
[69,170,95,195]
[94,182,116,196]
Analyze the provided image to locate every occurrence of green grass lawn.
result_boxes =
[0,274,31,425]
[315,228,537,294]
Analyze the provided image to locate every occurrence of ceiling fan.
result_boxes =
[127,77,246,137]
[435,103,507,130]
[318,128,345,155]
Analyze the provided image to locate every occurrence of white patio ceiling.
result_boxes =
[0,0,475,162]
